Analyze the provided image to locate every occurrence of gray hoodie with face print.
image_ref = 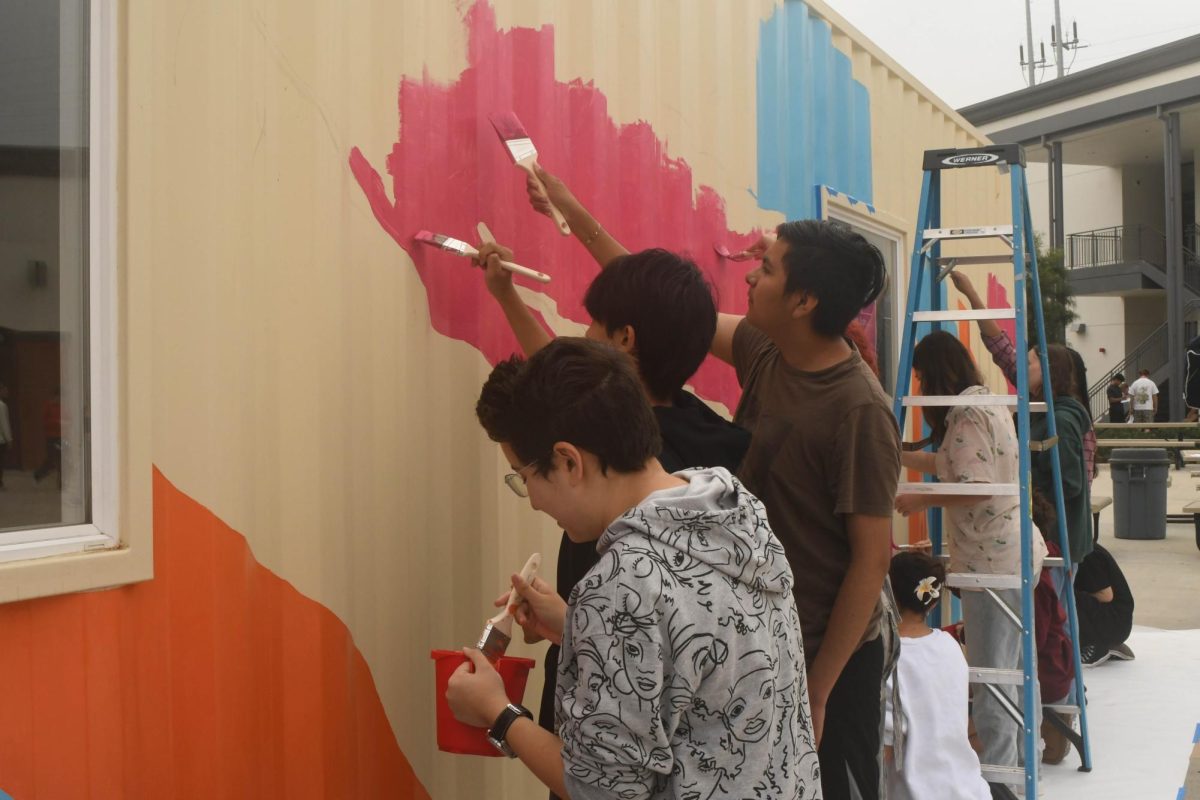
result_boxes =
[556,467,822,800]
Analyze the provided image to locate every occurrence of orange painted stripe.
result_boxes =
[0,469,430,799]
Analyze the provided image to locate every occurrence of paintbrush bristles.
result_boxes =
[477,616,514,662]
[489,112,538,163]
[489,111,528,141]
[414,231,470,256]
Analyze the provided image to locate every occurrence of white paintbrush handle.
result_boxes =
[498,258,551,284]
[465,244,551,284]
[518,161,571,236]
[490,552,541,625]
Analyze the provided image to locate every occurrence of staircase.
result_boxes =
[1087,323,1170,421]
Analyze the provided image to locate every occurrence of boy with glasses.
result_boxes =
[446,337,820,799]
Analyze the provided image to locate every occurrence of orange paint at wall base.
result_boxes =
[0,469,430,800]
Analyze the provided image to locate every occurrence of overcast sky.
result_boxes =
[824,0,1200,109]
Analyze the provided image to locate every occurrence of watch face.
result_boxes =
[488,734,515,758]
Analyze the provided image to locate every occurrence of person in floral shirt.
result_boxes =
[894,331,1046,777]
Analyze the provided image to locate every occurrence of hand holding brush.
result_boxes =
[477,553,542,661]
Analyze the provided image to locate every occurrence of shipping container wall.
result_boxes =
[0,1,1011,797]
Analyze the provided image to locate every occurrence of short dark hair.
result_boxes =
[1112,374,1124,383]
[890,550,946,615]
[584,249,716,401]
[1139,368,1150,377]
[775,220,887,336]
[475,337,662,477]
[912,330,983,444]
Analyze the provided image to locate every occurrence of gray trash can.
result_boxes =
[1110,448,1170,540]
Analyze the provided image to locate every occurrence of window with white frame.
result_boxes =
[0,0,117,561]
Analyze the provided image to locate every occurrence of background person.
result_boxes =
[1127,368,1159,423]
[1107,374,1127,423]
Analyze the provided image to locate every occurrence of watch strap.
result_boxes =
[487,703,533,757]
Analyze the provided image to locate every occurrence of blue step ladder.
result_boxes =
[891,144,1093,799]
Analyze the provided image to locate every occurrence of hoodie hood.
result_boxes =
[595,467,794,596]
[1054,395,1091,427]
[1031,394,1092,438]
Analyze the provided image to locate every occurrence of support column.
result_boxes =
[1163,110,1184,420]
[1047,141,1065,252]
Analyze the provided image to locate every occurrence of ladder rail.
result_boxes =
[1009,164,1041,797]
[1020,177,1094,773]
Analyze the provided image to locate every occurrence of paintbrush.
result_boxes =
[714,244,757,262]
[488,112,571,236]
[477,552,541,662]
[413,230,551,283]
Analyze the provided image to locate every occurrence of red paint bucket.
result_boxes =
[430,649,536,756]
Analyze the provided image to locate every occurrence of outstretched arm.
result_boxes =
[527,166,628,268]
[474,242,553,357]
[948,271,1002,338]
[709,233,774,365]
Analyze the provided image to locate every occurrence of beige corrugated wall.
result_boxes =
[122,0,1011,796]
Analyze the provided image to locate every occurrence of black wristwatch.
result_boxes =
[487,703,533,758]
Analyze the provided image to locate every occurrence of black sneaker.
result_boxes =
[1107,642,1135,661]
[1081,644,1111,667]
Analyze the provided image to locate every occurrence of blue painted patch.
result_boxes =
[0,788,13,800]
[757,0,873,220]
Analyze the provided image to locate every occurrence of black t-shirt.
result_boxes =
[1074,544,1132,607]
[1106,384,1123,406]
[538,389,751,731]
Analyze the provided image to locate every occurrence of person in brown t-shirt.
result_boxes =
[710,220,900,800]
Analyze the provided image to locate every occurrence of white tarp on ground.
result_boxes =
[1041,627,1200,799]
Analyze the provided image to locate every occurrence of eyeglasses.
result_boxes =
[504,458,540,498]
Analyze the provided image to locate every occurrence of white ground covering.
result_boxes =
[1040,627,1200,799]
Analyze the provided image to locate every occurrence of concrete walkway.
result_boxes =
[1091,462,1200,630]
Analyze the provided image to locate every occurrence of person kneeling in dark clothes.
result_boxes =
[1073,544,1135,666]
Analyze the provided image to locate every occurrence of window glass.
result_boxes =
[0,0,91,532]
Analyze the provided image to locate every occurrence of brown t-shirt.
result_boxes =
[732,320,900,661]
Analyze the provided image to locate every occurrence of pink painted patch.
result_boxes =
[349,0,761,409]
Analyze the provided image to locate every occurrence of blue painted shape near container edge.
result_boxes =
[757,0,873,221]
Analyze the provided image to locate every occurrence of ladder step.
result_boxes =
[1043,556,1065,569]
[1029,435,1059,452]
[900,400,1048,416]
[980,765,1026,785]
[969,667,1026,686]
[912,308,1016,322]
[936,254,1029,265]
[1045,703,1081,716]
[902,395,1049,410]
[946,572,1023,590]
[897,482,1018,496]
[923,225,1013,241]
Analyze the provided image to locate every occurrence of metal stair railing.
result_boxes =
[1068,223,1200,296]
[1066,224,1165,269]
[1086,322,1169,420]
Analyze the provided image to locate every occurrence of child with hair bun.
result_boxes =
[884,550,990,800]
